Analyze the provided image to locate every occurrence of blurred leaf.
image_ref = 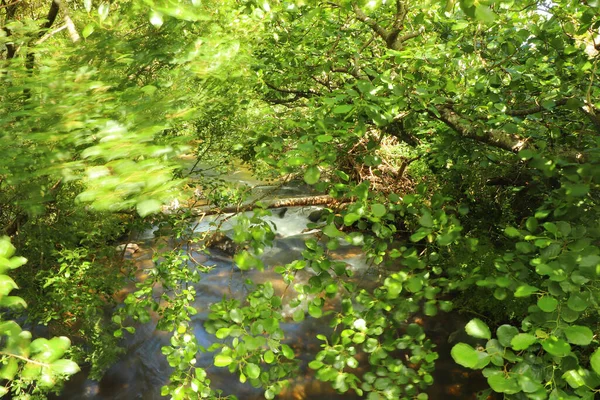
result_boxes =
[136,199,162,217]
[304,166,320,185]
[50,360,80,375]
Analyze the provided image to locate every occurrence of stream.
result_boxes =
[52,172,493,400]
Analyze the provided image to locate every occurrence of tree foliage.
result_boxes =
[1,0,600,399]
[0,237,79,398]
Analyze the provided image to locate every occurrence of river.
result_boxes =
[51,171,494,400]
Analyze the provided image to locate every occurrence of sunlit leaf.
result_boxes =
[214,354,233,367]
[50,360,80,375]
[150,11,164,28]
[465,318,491,340]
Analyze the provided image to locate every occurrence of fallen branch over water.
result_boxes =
[192,195,353,216]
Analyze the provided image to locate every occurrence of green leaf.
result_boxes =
[564,326,593,346]
[332,104,353,114]
[136,199,162,217]
[517,374,543,393]
[292,308,305,322]
[452,20,469,30]
[234,251,256,271]
[49,360,80,375]
[465,318,491,340]
[48,336,71,357]
[564,183,589,197]
[488,374,520,394]
[419,210,434,228]
[505,226,521,238]
[496,325,519,347]
[410,228,431,242]
[229,309,243,324]
[406,276,423,293]
[215,327,231,339]
[580,255,600,268]
[526,217,538,232]
[150,11,164,28]
[0,358,18,380]
[82,24,95,38]
[245,363,260,379]
[537,296,558,312]
[567,293,588,312]
[281,344,294,359]
[98,2,109,22]
[323,224,343,238]
[343,213,360,226]
[371,203,386,218]
[304,166,321,185]
[543,222,557,234]
[514,285,538,297]
[511,333,537,351]
[353,332,366,344]
[542,336,571,357]
[474,5,496,24]
[317,134,333,142]
[0,238,16,259]
[308,303,322,318]
[335,170,350,181]
[264,351,275,364]
[451,343,488,369]
[5,256,26,270]
[590,349,600,375]
[486,339,505,367]
[562,370,586,388]
[214,354,233,367]
[0,275,18,296]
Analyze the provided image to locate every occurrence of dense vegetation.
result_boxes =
[1,0,599,399]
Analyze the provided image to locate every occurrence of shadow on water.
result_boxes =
[53,207,495,400]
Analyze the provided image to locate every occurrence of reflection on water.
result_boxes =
[54,207,493,400]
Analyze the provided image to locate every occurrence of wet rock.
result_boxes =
[205,231,238,256]
[116,243,140,258]
[275,207,288,218]
[116,243,140,252]
[307,208,329,223]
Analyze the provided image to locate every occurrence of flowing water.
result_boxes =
[52,175,493,399]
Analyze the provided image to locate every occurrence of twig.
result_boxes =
[36,24,68,44]
[0,0,20,8]
[506,98,569,116]
[62,13,80,43]
[0,352,53,368]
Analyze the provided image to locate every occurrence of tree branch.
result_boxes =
[583,104,600,134]
[434,106,529,152]
[393,29,423,48]
[506,98,569,116]
[505,98,600,134]
[36,24,67,45]
[0,0,21,8]
[352,1,421,50]
[352,3,391,44]
[25,0,60,72]
[264,81,319,98]
[331,64,368,80]
[39,0,60,33]
[393,0,408,30]
[58,2,80,43]
[1,0,19,59]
